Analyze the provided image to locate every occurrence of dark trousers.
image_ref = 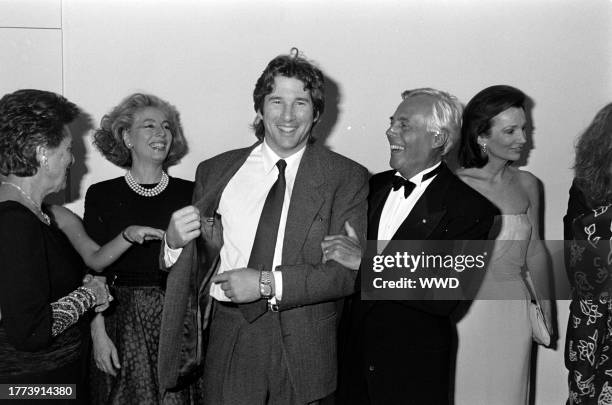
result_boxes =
[204,302,317,405]
[338,301,452,405]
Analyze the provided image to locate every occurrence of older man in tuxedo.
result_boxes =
[331,88,500,405]
[158,52,368,405]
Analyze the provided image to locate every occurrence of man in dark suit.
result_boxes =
[158,52,368,404]
[333,88,500,405]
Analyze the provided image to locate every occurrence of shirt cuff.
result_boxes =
[272,270,282,302]
[163,234,183,268]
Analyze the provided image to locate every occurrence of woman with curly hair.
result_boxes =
[564,103,612,404]
[85,93,199,404]
[0,89,110,403]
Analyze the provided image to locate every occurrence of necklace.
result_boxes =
[124,170,169,197]
[1,181,51,225]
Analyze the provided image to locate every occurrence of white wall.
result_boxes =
[0,0,64,202]
[61,0,612,233]
[4,0,612,402]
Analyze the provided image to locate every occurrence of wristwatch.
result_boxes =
[259,270,274,299]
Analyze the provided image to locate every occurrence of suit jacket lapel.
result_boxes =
[192,142,260,291]
[368,172,395,240]
[195,142,260,217]
[160,144,262,391]
[283,144,325,264]
[391,163,453,240]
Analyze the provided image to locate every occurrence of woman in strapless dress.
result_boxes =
[454,85,553,405]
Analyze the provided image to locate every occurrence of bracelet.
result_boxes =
[122,229,134,244]
[77,286,97,306]
[50,287,97,336]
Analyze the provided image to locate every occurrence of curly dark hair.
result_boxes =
[459,85,526,168]
[574,103,612,207]
[93,93,188,168]
[0,89,79,176]
[252,52,325,141]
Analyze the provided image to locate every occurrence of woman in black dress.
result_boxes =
[565,102,612,404]
[0,89,109,403]
[86,93,199,404]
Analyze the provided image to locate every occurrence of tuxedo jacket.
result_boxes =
[339,163,500,405]
[157,141,369,402]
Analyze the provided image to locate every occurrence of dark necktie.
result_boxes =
[240,159,287,322]
[391,164,442,199]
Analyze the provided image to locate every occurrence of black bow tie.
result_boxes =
[392,177,416,198]
[392,165,442,199]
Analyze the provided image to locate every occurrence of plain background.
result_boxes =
[2,0,611,403]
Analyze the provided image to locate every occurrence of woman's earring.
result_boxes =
[124,129,132,149]
[480,143,488,154]
[42,155,49,168]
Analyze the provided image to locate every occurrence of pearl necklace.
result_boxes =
[1,181,51,225]
[124,170,169,197]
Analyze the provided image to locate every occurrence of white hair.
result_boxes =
[401,88,463,155]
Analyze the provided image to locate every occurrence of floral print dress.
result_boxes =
[566,204,612,405]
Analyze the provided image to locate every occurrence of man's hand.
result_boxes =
[211,268,264,303]
[166,206,201,249]
[321,220,362,270]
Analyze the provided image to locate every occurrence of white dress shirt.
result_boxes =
[165,139,305,303]
[377,162,441,244]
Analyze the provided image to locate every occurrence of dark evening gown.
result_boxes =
[84,176,202,405]
[0,201,89,404]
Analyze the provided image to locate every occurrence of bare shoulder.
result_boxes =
[455,167,485,187]
[456,167,473,180]
[514,169,540,193]
[513,169,541,209]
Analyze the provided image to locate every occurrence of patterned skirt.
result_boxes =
[566,296,612,405]
[89,286,205,405]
